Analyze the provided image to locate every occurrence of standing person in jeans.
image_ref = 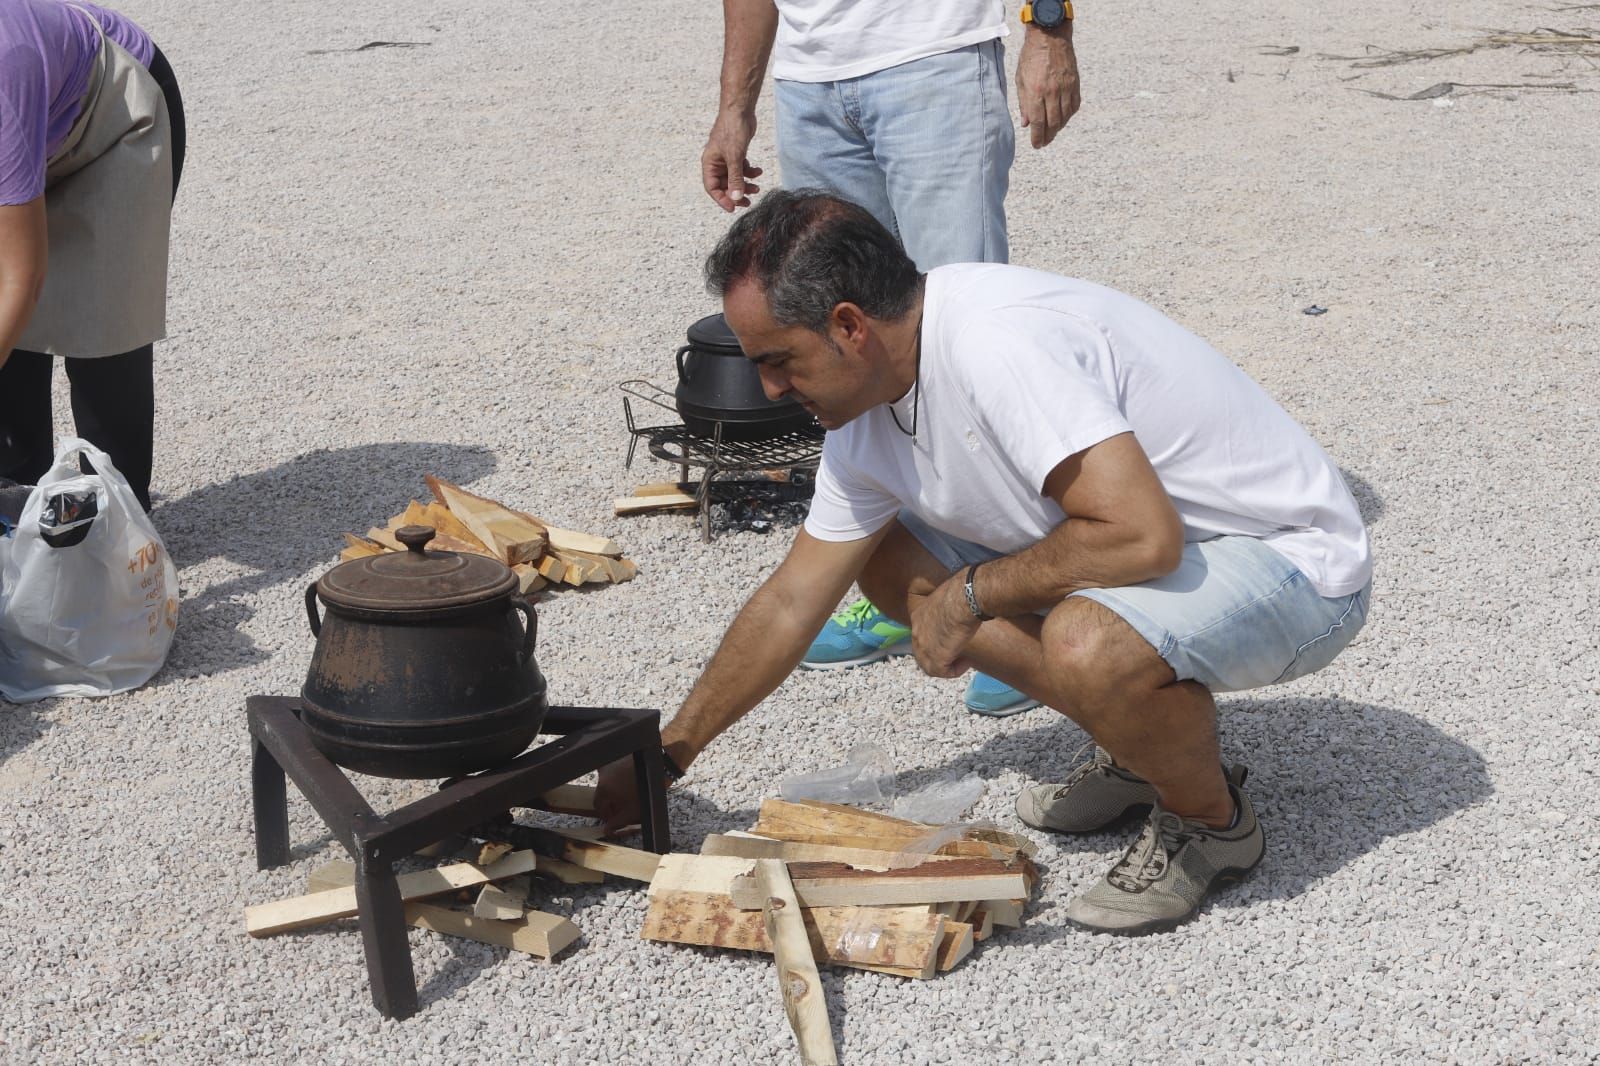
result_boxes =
[701,0,1082,716]
[0,0,187,512]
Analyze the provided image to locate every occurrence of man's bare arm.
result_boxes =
[912,432,1183,675]
[596,526,889,833]
[703,0,779,210]
[1016,18,1081,150]
[0,197,48,371]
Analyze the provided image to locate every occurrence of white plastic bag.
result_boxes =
[0,438,179,702]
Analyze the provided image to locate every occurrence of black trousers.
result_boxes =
[0,44,186,512]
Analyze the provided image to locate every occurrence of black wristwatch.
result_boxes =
[1021,0,1073,29]
[660,747,687,784]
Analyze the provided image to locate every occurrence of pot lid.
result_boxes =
[317,526,517,614]
[685,312,746,354]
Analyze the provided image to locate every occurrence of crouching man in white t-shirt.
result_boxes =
[597,191,1373,935]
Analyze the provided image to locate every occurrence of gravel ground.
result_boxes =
[3,0,1597,1062]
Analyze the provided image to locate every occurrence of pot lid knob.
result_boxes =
[396,525,437,555]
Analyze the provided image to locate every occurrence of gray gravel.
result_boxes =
[4,0,1598,1062]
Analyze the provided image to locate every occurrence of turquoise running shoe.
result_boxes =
[802,598,912,670]
[963,672,1042,717]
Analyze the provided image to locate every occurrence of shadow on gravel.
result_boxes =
[1340,466,1386,526]
[147,443,496,681]
[948,694,1490,900]
[0,702,50,774]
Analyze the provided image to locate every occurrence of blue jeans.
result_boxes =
[774,39,1014,270]
[899,511,1373,694]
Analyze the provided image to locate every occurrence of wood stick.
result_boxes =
[532,856,604,885]
[536,783,598,815]
[548,829,662,883]
[700,834,965,871]
[614,493,699,516]
[246,851,536,936]
[936,921,975,972]
[756,860,838,1066]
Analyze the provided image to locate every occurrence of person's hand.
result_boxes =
[910,577,983,679]
[594,756,643,838]
[1016,28,1081,149]
[702,111,764,211]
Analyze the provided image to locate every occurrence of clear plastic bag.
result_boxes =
[779,742,897,810]
[891,772,986,825]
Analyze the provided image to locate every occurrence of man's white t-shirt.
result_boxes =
[771,1,1008,83]
[804,265,1373,598]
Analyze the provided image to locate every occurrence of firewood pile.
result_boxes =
[642,798,1038,980]
[641,798,1038,1064]
[340,475,638,595]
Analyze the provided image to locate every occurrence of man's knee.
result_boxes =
[857,521,945,624]
[1040,597,1174,713]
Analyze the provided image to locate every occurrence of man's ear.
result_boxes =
[829,302,870,351]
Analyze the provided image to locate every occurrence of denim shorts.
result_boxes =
[898,511,1371,693]
[774,38,1014,270]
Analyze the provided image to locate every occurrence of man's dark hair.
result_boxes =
[704,189,923,332]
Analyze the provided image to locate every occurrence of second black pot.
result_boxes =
[673,313,816,441]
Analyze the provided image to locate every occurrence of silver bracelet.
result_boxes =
[963,563,994,622]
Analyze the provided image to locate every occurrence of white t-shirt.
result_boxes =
[771,1,1008,83]
[804,265,1373,598]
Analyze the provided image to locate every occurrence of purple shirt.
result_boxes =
[0,0,153,205]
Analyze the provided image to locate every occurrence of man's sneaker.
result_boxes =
[963,672,1042,717]
[1064,779,1265,936]
[801,598,911,670]
[1014,744,1160,833]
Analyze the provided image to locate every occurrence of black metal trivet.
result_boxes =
[621,380,824,541]
[247,696,670,1020]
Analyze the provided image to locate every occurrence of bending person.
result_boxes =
[599,191,1373,935]
[0,0,186,510]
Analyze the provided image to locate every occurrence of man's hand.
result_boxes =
[702,111,764,212]
[1016,27,1081,149]
[910,575,984,678]
[594,756,643,838]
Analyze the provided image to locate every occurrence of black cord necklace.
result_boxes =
[888,312,924,439]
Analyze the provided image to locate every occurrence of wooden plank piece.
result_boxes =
[936,921,975,972]
[641,889,943,975]
[474,883,525,920]
[755,860,838,1066]
[614,493,699,516]
[728,859,1029,910]
[247,851,537,937]
[701,833,964,871]
[537,783,598,815]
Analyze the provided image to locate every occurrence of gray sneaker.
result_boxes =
[1014,745,1159,833]
[1065,780,1265,936]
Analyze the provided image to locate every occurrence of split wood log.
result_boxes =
[408,903,579,960]
[511,563,547,595]
[340,533,387,560]
[532,524,622,558]
[535,554,567,583]
[246,850,537,936]
[981,898,1024,928]
[970,907,996,943]
[424,474,548,564]
[634,482,696,496]
[755,860,838,1066]
[728,859,1029,910]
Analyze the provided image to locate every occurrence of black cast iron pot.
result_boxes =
[674,312,816,440]
[300,525,548,779]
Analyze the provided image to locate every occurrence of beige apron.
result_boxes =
[18,15,173,359]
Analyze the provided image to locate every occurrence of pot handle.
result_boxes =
[514,599,538,664]
[675,344,693,385]
[304,582,322,637]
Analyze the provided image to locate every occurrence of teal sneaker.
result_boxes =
[801,598,911,670]
[963,672,1041,717]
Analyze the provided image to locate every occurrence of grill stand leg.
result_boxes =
[251,735,290,870]
[633,746,671,854]
[354,849,418,1020]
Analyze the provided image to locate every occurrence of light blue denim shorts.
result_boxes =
[899,511,1371,694]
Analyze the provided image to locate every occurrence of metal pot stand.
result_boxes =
[621,379,824,541]
[247,695,670,1020]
